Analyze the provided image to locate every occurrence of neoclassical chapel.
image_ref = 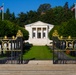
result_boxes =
[25,21,54,45]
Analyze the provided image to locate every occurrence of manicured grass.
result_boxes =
[23,46,53,60]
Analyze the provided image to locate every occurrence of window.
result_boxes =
[32,28,36,31]
[33,32,35,38]
[43,28,46,31]
[37,32,41,38]
[32,28,36,38]
[43,32,46,38]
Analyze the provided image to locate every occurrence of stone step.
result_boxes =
[0,70,75,75]
[0,60,76,75]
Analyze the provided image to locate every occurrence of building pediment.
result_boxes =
[31,21,49,26]
[25,21,54,27]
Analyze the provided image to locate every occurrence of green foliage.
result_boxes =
[0,3,74,27]
[0,20,29,40]
[26,10,39,23]
[48,25,60,39]
[58,22,68,36]
[59,19,76,37]
[37,3,51,13]
[53,6,64,25]
[0,3,75,39]
[63,2,69,10]
[10,12,16,22]
[17,12,27,27]
[0,20,15,36]
[18,27,29,40]
[49,19,76,39]
[5,8,11,20]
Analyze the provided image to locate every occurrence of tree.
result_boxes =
[0,20,29,40]
[39,9,55,24]
[5,8,11,20]
[52,6,64,25]
[26,10,38,23]
[48,25,60,40]
[48,19,76,40]
[10,12,16,22]
[70,4,75,19]
[63,2,69,11]
[18,27,29,40]
[61,19,76,37]
[62,2,71,21]
[17,12,27,27]
[1,2,75,29]
[37,3,51,13]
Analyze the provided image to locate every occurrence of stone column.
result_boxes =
[41,27,43,38]
[46,27,48,38]
[46,26,48,45]
[31,28,32,38]
[36,27,37,39]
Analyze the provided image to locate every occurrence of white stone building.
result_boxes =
[25,21,54,45]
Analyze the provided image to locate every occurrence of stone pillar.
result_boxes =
[46,27,48,38]
[46,26,49,45]
[36,27,37,39]
[31,28,33,38]
[41,27,43,38]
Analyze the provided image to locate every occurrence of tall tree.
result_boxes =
[10,12,16,22]
[5,8,11,20]
[37,3,51,13]
[63,2,69,11]
[62,2,73,22]
[70,4,75,18]
[53,6,64,25]
[39,9,55,24]
[26,10,38,23]
[17,12,27,27]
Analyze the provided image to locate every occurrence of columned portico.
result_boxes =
[32,27,47,39]
[25,21,54,45]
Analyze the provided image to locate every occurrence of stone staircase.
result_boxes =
[0,60,76,75]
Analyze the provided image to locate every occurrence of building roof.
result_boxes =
[25,21,54,27]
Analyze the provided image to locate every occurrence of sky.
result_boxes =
[0,0,76,16]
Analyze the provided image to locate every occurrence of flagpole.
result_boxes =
[2,3,4,21]
[75,3,76,20]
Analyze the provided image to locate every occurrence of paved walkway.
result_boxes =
[0,60,76,75]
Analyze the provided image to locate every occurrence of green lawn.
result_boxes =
[23,46,53,60]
